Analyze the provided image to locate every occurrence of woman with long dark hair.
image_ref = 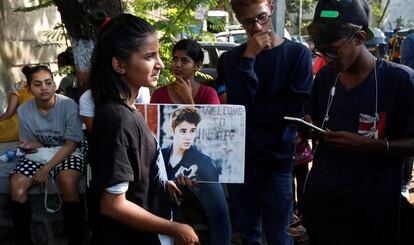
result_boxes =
[88,14,199,245]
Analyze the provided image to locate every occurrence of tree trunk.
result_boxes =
[377,0,391,27]
[53,0,123,90]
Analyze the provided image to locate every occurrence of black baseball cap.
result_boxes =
[313,0,374,40]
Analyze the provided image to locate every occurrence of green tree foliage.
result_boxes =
[15,0,221,86]
[285,0,317,34]
[286,0,316,14]
[127,0,219,86]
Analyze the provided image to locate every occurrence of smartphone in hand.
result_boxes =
[284,116,326,133]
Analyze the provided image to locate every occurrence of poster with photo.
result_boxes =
[136,104,245,183]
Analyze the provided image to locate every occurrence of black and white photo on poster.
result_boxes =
[136,104,245,183]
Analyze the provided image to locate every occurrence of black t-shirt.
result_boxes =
[90,99,170,245]
[162,146,218,182]
[303,59,414,245]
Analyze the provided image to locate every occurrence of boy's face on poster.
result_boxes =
[237,1,273,38]
[171,50,200,80]
[29,70,55,102]
[121,33,164,89]
[172,121,197,152]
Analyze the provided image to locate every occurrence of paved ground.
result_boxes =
[1,141,413,244]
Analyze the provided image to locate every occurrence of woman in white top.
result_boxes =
[79,87,150,132]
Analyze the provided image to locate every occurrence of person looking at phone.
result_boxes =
[302,0,414,244]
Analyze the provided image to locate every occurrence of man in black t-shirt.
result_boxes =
[302,1,414,245]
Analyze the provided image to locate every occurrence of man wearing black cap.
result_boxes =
[302,0,414,244]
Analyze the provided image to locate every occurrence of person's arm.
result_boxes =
[79,90,94,132]
[0,94,19,121]
[304,113,414,155]
[31,139,77,186]
[18,107,43,150]
[322,131,414,156]
[280,48,314,118]
[227,45,313,119]
[101,191,199,245]
[225,31,271,106]
[81,116,94,133]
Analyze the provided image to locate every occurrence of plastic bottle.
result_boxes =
[0,150,16,163]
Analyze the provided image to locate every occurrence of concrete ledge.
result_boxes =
[0,141,86,194]
[0,142,89,244]
[0,194,90,245]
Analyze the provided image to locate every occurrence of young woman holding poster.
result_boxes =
[162,107,231,245]
[88,13,198,245]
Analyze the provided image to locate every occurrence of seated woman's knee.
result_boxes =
[10,173,31,199]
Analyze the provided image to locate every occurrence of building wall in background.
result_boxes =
[0,0,63,112]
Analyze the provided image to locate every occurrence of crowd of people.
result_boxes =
[1,0,413,245]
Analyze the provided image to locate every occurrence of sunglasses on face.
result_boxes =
[26,63,51,69]
[240,12,272,28]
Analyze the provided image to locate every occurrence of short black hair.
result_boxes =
[21,65,32,81]
[230,0,271,17]
[57,47,74,68]
[173,39,204,64]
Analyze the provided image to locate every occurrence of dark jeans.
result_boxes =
[175,183,232,245]
[228,164,294,245]
[192,183,232,245]
[293,164,309,216]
